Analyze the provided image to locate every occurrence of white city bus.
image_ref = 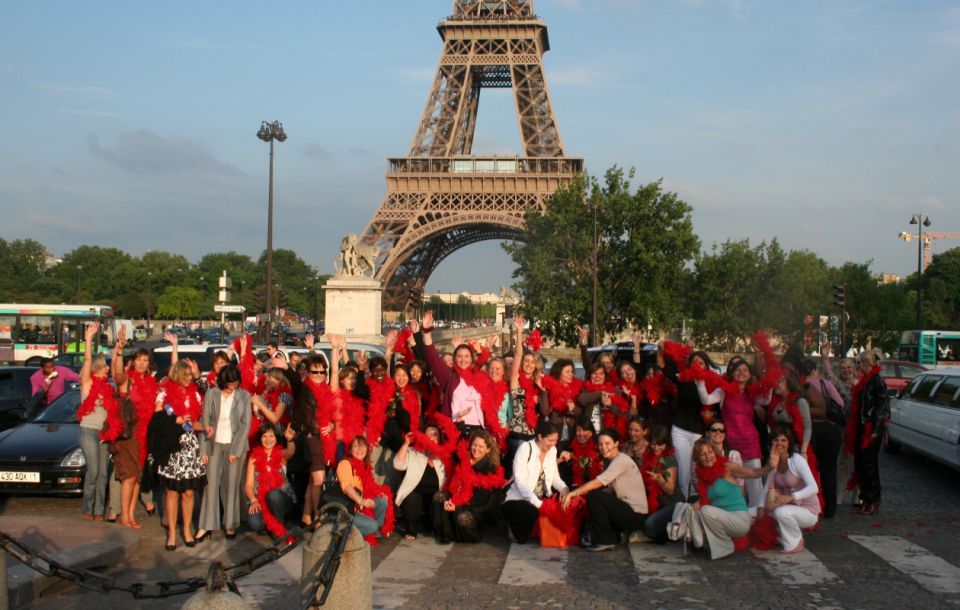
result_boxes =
[0,304,116,365]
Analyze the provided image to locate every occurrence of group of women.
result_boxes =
[76,313,887,560]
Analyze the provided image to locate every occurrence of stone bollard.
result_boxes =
[181,589,250,610]
[1,545,8,610]
[301,523,371,609]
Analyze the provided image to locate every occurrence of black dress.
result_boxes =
[432,458,498,543]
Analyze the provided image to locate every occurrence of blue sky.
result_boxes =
[1,0,957,292]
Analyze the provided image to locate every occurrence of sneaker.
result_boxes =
[585,544,616,552]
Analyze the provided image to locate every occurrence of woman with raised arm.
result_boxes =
[393,424,448,539]
[78,322,120,521]
[245,423,298,537]
[249,368,293,447]
[420,311,486,434]
[110,326,158,523]
[764,426,819,553]
[195,365,251,541]
[505,317,549,473]
[328,335,367,462]
[151,359,206,550]
[577,364,629,442]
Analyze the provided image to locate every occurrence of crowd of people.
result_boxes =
[68,312,889,559]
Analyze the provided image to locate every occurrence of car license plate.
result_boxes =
[0,471,40,483]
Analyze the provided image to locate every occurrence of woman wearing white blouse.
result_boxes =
[502,421,569,543]
[764,426,819,553]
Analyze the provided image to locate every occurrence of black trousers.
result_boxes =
[400,490,433,536]
[854,433,882,504]
[502,500,540,544]
[586,489,647,545]
[811,420,842,518]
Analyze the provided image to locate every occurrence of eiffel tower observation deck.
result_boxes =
[358,0,583,312]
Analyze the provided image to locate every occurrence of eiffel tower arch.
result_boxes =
[359,0,583,312]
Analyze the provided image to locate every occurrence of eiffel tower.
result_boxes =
[360,0,582,312]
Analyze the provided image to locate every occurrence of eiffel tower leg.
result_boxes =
[512,63,565,157]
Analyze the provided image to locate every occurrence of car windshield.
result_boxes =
[32,390,82,424]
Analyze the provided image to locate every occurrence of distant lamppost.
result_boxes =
[146,271,153,337]
[257,120,288,343]
[198,276,205,329]
[75,265,83,304]
[909,213,931,330]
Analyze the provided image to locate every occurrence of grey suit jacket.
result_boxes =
[200,387,252,458]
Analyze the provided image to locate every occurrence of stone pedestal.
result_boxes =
[324,276,383,344]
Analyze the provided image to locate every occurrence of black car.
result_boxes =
[0,366,40,431]
[0,387,85,494]
[585,341,660,371]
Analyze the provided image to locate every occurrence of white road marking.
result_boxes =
[751,548,841,586]
[629,542,706,586]
[849,535,960,595]
[373,537,453,608]
[498,544,569,586]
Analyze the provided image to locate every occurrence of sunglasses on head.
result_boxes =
[709,427,726,433]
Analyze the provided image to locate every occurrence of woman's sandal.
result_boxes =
[404,534,417,541]
[145,504,156,516]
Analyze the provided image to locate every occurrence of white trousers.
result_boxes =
[743,458,764,508]
[772,505,818,551]
[672,427,702,500]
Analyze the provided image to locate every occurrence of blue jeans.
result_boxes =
[79,427,109,516]
[248,489,293,533]
[643,501,679,543]
[352,496,387,537]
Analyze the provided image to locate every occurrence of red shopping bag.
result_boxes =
[537,496,585,548]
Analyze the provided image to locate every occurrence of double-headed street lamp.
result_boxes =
[909,213,932,330]
[257,120,287,343]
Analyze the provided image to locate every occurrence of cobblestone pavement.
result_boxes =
[4,448,959,609]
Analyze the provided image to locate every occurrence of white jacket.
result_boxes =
[505,439,568,509]
[393,448,446,506]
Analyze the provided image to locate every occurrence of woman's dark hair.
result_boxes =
[725,356,756,382]
[348,435,372,464]
[369,355,388,372]
[468,430,501,468]
[258,423,285,445]
[687,350,717,370]
[782,369,803,395]
[393,363,410,379]
[772,424,798,457]
[255,351,272,364]
[575,415,595,436]
[133,347,152,362]
[305,355,327,370]
[212,350,230,365]
[586,362,606,380]
[797,357,817,377]
[535,421,558,439]
[598,427,621,444]
[409,360,426,373]
[549,358,575,379]
[617,360,638,378]
[648,424,672,449]
[338,368,356,384]
[217,364,242,390]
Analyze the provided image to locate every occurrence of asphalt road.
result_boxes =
[2,448,959,609]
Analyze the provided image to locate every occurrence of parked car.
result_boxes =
[0,387,85,494]
[50,351,113,374]
[585,341,660,371]
[886,370,960,470]
[879,359,927,396]
[152,344,230,379]
[0,366,40,431]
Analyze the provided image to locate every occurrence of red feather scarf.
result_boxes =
[446,442,507,507]
[641,447,676,513]
[583,380,629,437]
[570,436,602,486]
[127,370,159,466]
[78,376,123,443]
[335,390,367,448]
[638,372,675,407]
[346,455,395,545]
[250,445,289,538]
[844,365,882,454]
[479,377,510,451]
[517,372,541,431]
[160,379,202,423]
[694,454,729,506]
[409,413,460,475]
[365,377,395,446]
[542,376,583,415]
[307,379,336,467]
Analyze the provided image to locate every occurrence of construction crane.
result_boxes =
[898,231,960,270]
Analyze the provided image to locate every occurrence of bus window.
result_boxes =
[937,338,960,362]
[0,316,14,340]
[19,315,57,344]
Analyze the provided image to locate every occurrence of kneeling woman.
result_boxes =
[563,428,648,552]
[245,424,297,537]
[433,430,505,543]
[765,425,819,553]
[393,424,447,540]
[502,421,569,544]
[337,436,391,539]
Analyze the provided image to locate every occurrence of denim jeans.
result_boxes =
[352,495,388,537]
[79,427,109,516]
[247,489,294,533]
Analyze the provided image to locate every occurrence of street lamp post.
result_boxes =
[590,192,599,347]
[75,265,83,304]
[909,213,931,330]
[257,120,288,343]
[146,271,153,338]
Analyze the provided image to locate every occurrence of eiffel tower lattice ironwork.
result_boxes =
[360,0,583,312]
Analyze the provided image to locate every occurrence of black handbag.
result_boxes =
[320,473,357,515]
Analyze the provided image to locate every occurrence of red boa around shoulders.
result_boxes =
[517,372,541,431]
[160,379,203,423]
[583,380,629,437]
[127,370,159,466]
[446,442,507,507]
[641,447,676,514]
[694,454,729,506]
[542,376,582,415]
[78,376,123,443]
[844,365,882,455]
[364,377,395,446]
[479,377,509,451]
[570,437,602,486]
[250,445,290,538]
[307,379,336,466]
[638,372,676,407]
[346,454,395,545]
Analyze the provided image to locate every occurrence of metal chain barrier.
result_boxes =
[0,507,346,601]
[301,503,355,609]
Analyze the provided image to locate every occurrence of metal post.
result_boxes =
[265,137,274,344]
[916,218,923,330]
[591,192,599,347]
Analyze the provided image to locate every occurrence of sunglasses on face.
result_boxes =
[709,427,726,433]
[309,370,327,376]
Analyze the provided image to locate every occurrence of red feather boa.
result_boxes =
[638,372,675,407]
[542,376,582,415]
[409,413,460,475]
[127,370,158,466]
[447,442,507,507]
[570,437,602,486]
[524,329,544,352]
[844,365,882,455]
[365,377,395,446]
[250,445,289,538]
[78,376,123,443]
[694,454,729,506]
[307,379,336,466]
[479,377,509,451]
[454,364,483,390]
[347,455,395,545]
[538,495,586,545]
[397,383,422,437]
[517,372,541,431]
[335,390,366,447]
[641,447,676,514]
[583,380,629,437]
[395,328,415,364]
[160,379,203,423]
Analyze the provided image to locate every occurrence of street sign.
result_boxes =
[214,305,246,313]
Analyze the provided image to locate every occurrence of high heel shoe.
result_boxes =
[145,504,156,516]
[165,542,176,552]
[194,530,211,543]
[854,503,879,515]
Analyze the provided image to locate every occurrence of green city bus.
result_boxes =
[0,304,116,365]
[897,330,960,368]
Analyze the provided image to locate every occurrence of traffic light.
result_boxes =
[833,284,847,309]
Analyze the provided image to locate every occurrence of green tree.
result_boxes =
[155,286,203,319]
[921,247,960,329]
[505,168,700,345]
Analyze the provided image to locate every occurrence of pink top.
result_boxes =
[773,467,819,516]
[722,393,761,461]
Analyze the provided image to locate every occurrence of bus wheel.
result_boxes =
[24,357,44,367]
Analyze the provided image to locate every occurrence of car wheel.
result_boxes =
[883,431,901,455]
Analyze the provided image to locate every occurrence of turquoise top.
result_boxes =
[707,479,748,512]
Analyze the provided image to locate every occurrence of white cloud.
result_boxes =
[86,130,244,176]
[33,82,116,98]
